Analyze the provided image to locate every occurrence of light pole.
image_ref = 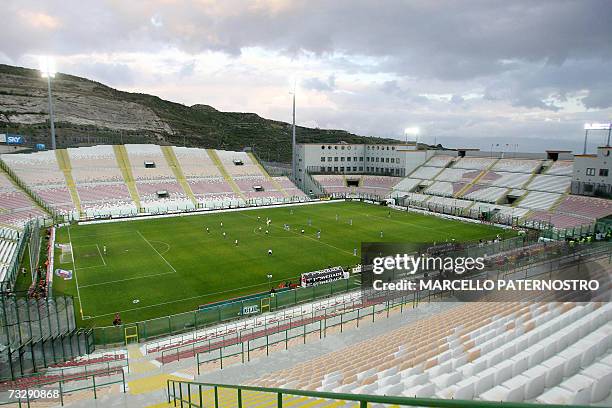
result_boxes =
[404,127,420,148]
[40,57,57,150]
[267,274,273,291]
[290,80,297,186]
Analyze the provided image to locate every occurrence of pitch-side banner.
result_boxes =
[301,266,349,287]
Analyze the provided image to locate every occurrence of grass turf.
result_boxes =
[50,201,515,327]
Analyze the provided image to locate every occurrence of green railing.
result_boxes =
[0,368,126,407]
[166,380,592,408]
[94,275,360,347]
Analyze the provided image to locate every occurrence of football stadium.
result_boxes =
[1,2,612,408]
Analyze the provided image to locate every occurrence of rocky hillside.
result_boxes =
[0,64,401,162]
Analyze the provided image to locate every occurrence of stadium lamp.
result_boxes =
[583,122,612,153]
[267,274,273,291]
[404,127,420,146]
[39,56,57,150]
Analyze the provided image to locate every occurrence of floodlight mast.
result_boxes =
[404,127,420,147]
[291,81,297,186]
[40,57,57,150]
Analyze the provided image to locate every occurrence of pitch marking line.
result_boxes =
[86,276,299,319]
[137,230,177,273]
[79,271,176,289]
[67,226,85,319]
[95,244,107,266]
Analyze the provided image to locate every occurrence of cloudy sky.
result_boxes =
[2,0,612,152]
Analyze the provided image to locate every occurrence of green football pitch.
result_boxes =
[51,201,515,327]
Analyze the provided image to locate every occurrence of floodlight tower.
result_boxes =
[290,80,297,185]
[404,127,420,148]
[40,57,57,150]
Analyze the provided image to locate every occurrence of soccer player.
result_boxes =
[317,230,321,239]
[268,249,272,255]
[103,245,107,255]
[235,239,238,246]
[220,221,223,227]
[265,230,269,234]
[353,248,357,256]
[301,229,305,234]
[380,231,383,238]
[223,232,226,238]
[206,227,209,233]
[349,219,353,226]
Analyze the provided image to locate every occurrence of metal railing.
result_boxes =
[0,368,126,407]
[166,380,592,408]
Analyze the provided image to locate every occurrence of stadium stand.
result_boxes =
[462,185,508,203]
[409,166,441,180]
[517,191,563,211]
[0,171,46,227]
[526,174,572,193]
[556,195,612,220]
[249,301,612,404]
[355,176,400,196]
[546,160,574,176]
[0,233,18,282]
[435,168,480,183]
[425,196,473,209]
[478,171,532,189]
[392,178,421,193]
[453,157,497,170]
[313,175,352,195]
[491,159,542,173]
[425,155,455,168]
[424,181,462,197]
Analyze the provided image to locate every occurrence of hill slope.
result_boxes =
[0,64,401,162]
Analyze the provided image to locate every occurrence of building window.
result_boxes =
[340,157,345,161]
[359,157,363,161]
[327,166,332,172]
[334,157,339,162]
[320,166,325,172]
[359,167,363,171]
[353,166,357,171]
[327,157,332,162]
[334,166,338,171]
[321,145,325,149]
[390,158,395,163]
[340,167,344,172]
[321,157,325,162]
[586,168,596,176]
[347,157,351,162]
[385,158,389,163]
[376,157,380,162]
[392,146,395,150]
[334,146,338,149]
[600,169,609,177]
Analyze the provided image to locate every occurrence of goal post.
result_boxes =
[260,297,271,313]
[58,243,73,264]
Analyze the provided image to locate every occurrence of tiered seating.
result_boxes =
[234,176,285,200]
[478,171,531,189]
[2,151,74,215]
[0,235,18,282]
[547,161,573,176]
[556,195,612,220]
[124,144,193,211]
[313,175,351,195]
[409,166,440,180]
[425,181,463,197]
[0,172,46,227]
[526,175,571,193]
[453,157,496,170]
[492,159,541,173]
[426,196,473,209]
[470,203,530,219]
[173,147,221,178]
[435,168,480,183]
[355,176,399,196]
[462,185,508,203]
[274,177,308,198]
[392,178,421,193]
[68,145,137,216]
[250,301,612,405]
[526,211,592,229]
[518,191,562,211]
[215,150,262,177]
[426,155,455,167]
[392,192,430,203]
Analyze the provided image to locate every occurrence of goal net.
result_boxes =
[58,243,73,264]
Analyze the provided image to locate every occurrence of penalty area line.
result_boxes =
[137,230,177,273]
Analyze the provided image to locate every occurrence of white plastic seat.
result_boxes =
[559,374,594,405]
[522,366,547,399]
[541,356,566,388]
[402,383,435,397]
[583,362,612,402]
